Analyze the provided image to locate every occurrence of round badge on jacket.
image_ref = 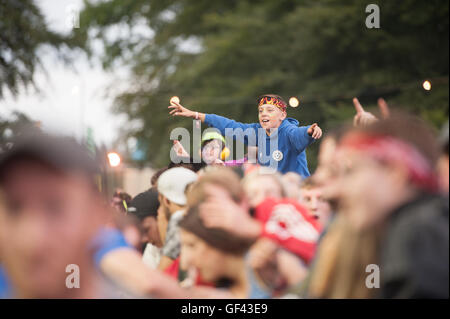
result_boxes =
[272,150,283,161]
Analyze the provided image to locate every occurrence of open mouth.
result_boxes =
[261,119,269,124]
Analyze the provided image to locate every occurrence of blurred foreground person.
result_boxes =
[285,129,346,298]
[194,168,321,297]
[110,190,132,213]
[184,168,265,297]
[309,113,449,298]
[0,132,118,298]
[179,205,254,298]
[111,210,142,251]
[247,198,321,298]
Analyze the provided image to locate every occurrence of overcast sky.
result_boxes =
[1,0,128,147]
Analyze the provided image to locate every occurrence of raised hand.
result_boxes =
[172,140,190,157]
[377,97,390,119]
[307,123,323,139]
[168,101,194,118]
[198,184,261,239]
[353,97,390,127]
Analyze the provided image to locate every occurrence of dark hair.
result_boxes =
[179,205,254,256]
[112,190,132,202]
[168,156,206,172]
[151,167,168,187]
[111,190,132,213]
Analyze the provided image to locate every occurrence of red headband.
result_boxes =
[340,134,438,192]
[258,96,287,111]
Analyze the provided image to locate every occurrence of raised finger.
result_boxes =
[353,97,364,114]
[377,98,390,119]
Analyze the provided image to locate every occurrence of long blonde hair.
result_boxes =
[308,214,382,299]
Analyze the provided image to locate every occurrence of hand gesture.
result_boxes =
[198,184,261,239]
[168,101,194,118]
[172,140,190,157]
[353,97,390,127]
[307,123,323,139]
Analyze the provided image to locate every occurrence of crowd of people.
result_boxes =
[0,94,448,299]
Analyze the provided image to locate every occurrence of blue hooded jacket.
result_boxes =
[204,114,314,177]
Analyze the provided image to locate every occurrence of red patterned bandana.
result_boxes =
[258,96,287,111]
[340,134,438,192]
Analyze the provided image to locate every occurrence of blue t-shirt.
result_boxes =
[0,227,131,298]
[0,266,11,299]
[204,114,314,178]
[91,227,131,266]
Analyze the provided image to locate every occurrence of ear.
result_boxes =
[281,111,287,121]
[163,196,171,208]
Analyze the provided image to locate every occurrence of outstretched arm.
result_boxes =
[307,123,323,140]
[100,247,238,298]
[169,101,258,144]
[287,123,322,153]
[168,101,206,122]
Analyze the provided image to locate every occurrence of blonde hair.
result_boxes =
[242,169,287,197]
[308,215,381,298]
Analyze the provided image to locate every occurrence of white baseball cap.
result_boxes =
[157,167,198,205]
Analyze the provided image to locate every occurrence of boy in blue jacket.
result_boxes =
[168,94,322,177]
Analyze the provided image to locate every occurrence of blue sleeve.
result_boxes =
[204,114,259,145]
[287,125,315,153]
[91,227,132,267]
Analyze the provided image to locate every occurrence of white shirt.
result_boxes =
[142,243,161,269]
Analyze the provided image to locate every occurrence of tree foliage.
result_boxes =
[76,0,449,169]
[0,0,81,99]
